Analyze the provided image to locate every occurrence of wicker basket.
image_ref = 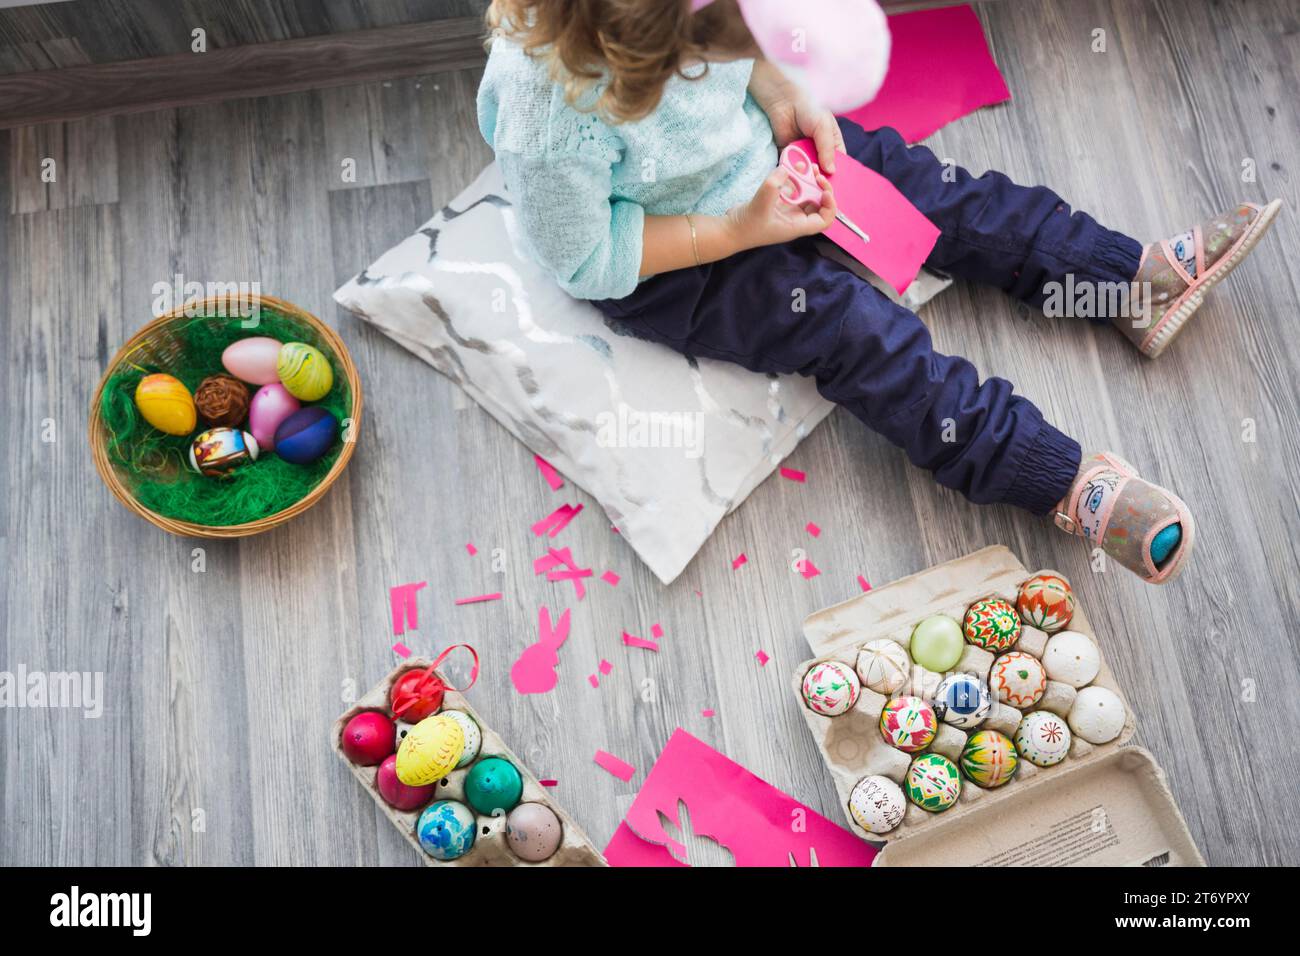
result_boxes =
[89,294,363,537]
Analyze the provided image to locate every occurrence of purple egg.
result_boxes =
[247,384,300,451]
[274,406,339,464]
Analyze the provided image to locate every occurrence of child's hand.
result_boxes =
[726,168,837,251]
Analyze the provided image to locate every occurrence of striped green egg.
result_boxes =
[276,342,334,401]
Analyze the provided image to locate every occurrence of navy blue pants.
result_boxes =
[592,120,1143,515]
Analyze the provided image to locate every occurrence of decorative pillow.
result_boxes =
[334,164,948,583]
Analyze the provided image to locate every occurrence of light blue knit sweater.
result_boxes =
[476,37,777,300]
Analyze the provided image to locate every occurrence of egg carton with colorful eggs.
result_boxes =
[333,660,606,867]
[791,546,1204,865]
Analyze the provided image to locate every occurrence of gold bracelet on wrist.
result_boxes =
[685,212,701,267]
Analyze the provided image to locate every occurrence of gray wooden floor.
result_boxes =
[3,0,1298,866]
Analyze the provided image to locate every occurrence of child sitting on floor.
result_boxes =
[476,0,1280,584]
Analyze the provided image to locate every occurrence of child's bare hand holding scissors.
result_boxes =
[725,166,837,250]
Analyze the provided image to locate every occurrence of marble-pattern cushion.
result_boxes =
[333,163,947,583]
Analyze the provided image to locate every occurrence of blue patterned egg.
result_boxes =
[416,800,477,861]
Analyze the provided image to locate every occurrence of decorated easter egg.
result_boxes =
[274,406,338,465]
[960,729,1019,788]
[855,639,911,695]
[934,673,991,729]
[848,775,906,834]
[879,695,937,752]
[340,711,395,766]
[193,374,250,428]
[1068,685,1126,744]
[1017,572,1076,632]
[906,753,961,812]
[188,427,259,477]
[506,802,564,862]
[376,753,438,811]
[416,800,477,861]
[1015,711,1072,767]
[134,373,196,435]
[1042,630,1101,688]
[909,615,964,672]
[247,383,300,451]
[221,336,283,385]
[801,660,860,716]
[395,714,464,786]
[464,756,524,816]
[963,596,1022,652]
[441,710,482,768]
[991,651,1047,708]
[276,341,334,401]
[389,667,445,722]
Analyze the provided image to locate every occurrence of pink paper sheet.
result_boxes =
[779,467,806,483]
[601,570,621,587]
[604,729,877,867]
[454,593,502,606]
[622,632,659,652]
[755,649,770,666]
[841,4,1011,144]
[790,135,941,295]
[858,574,873,592]
[806,522,821,537]
[731,553,748,570]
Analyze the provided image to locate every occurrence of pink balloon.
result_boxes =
[248,383,300,451]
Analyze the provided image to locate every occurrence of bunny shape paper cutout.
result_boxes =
[510,606,571,694]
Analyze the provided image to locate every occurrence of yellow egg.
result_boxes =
[134,373,197,435]
[276,342,334,401]
[395,714,465,786]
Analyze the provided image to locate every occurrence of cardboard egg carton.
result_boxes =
[332,660,606,867]
[793,546,1205,866]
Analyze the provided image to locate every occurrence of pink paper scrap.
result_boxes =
[455,592,502,606]
[840,4,1011,144]
[534,454,565,491]
[389,581,427,636]
[701,708,715,718]
[588,674,600,688]
[595,750,637,782]
[599,659,613,676]
[755,649,770,666]
[511,606,572,695]
[779,467,806,483]
[623,632,660,652]
[547,567,593,582]
[858,575,872,592]
[533,553,561,575]
[465,542,478,557]
[731,553,748,570]
[392,642,412,659]
[539,779,559,788]
[806,522,821,538]
[603,729,877,867]
[601,570,621,587]
[650,623,664,639]
[800,559,822,580]
[531,502,584,538]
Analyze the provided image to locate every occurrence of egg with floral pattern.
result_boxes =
[906,753,961,812]
[1016,573,1076,632]
[879,695,937,752]
[960,730,1019,788]
[1015,711,1072,766]
[963,596,1022,651]
[801,660,860,716]
[991,651,1047,708]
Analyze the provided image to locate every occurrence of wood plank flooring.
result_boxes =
[2,0,1298,866]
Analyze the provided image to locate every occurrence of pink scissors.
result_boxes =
[778,143,870,243]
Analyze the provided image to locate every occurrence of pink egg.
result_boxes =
[376,754,438,811]
[222,336,284,385]
[247,384,301,451]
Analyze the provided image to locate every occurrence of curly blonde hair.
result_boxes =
[486,0,756,123]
